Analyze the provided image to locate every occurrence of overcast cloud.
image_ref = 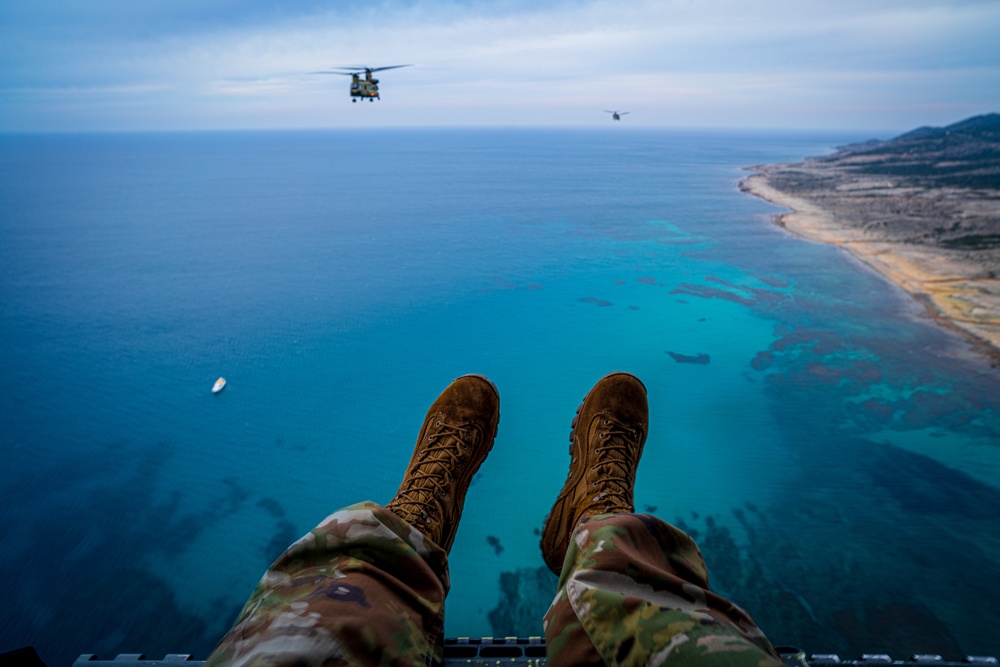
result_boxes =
[1,0,998,131]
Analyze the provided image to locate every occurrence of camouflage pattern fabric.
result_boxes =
[203,501,448,667]
[543,513,783,667]
[205,503,779,667]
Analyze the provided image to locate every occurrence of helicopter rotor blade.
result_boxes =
[334,65,412,72]
[315,65,413,75]
[366,64,413,73]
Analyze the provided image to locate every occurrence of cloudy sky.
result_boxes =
[1,0,998,132]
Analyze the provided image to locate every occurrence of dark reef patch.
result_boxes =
[667,431,1000,657]
[667,351,710,365]
[637,276,664,286]
[859,397,895,422]
[759,318,997,439]
[578,296,613,307]
[755,274,793,289]
[0,441,243,667]
[672,283,754,307]
[751,350,774,370]
[264,519,301,561]
[897,389,979,430]
[864,444,1000,520]
[257,496,287,519]
[488,566,559,637]
[486,535,504,556]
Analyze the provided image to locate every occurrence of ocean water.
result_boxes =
[1,128,998,664]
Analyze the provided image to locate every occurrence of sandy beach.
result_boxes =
[738,123,1000,365]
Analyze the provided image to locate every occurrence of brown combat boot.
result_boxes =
[540,372,648,574]
[386,374,500,553]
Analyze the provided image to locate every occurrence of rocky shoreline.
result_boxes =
[739,114,1000,364]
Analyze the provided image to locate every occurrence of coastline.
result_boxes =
[740,169,1000,364]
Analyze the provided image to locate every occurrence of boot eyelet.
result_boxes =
[435,420,442,427]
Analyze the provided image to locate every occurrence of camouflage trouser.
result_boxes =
[204,501,449,667]
[205,502,780,667]
[543,512,782,667]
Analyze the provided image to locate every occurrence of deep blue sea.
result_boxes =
[2,129,998,665]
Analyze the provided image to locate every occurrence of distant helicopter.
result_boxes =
[313,65,412,102]
[605,110,629,121]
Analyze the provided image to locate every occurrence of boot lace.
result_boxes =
[590,416,641,512]
[388,419,479,526]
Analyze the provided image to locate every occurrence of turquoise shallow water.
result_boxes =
[1,129,998,663]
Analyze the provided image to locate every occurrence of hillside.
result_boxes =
[740,114,1000,361]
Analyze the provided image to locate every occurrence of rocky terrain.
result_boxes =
[741,113,1000,359]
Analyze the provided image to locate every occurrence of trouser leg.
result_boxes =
[204,501,449,667]
[543,513,781,667]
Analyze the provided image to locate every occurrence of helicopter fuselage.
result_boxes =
[350,73,380,102]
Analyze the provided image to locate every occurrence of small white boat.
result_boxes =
[212,377,227,394]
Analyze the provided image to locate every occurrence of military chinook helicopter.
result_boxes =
[314,65,412,102]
